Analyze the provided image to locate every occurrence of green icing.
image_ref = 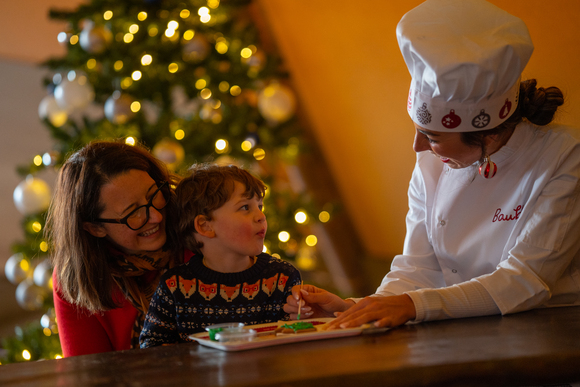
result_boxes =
[281,322,315,332]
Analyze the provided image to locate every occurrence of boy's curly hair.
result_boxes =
[176,163,266,254]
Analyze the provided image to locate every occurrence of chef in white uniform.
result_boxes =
[284,0,580,329]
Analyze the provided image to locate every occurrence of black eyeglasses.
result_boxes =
[93,181,168,231]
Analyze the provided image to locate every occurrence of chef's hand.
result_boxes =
[284,284,354,320]
[325,294,416,330]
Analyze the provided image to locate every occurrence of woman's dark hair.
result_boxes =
[45,140,181,311]
[461,79,565,158]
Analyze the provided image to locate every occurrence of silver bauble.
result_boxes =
[54,77,95,111]
[13,175,52,216]
[33,258,53,290]
[79,21,112,54]
[16,280,47,311]
[38,95,68,127]
[104,93,135,124]
[4,253,30,285]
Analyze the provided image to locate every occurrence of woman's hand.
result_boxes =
[284,284,354,319]
[326,294,417,330]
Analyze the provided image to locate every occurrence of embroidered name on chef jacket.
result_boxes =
[492,205,523,222]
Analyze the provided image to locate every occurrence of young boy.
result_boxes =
[140,163,302,348]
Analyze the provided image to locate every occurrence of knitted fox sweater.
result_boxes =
[140,252,301,348]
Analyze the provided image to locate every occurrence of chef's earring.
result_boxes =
[479,154,497,179]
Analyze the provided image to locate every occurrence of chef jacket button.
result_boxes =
[439,220,446,226]
[452,269,457,273]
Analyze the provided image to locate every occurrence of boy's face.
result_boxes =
[208,181,267,260]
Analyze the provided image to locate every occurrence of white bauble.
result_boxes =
[13,175,52,216]
[152,138,185,171]
[257,82,296,124]
[4,253,30,285]
[38,95,68,127]
[104,92,135,124]
[54,77,95,111]
[33,258,53,290]
[79,21,112,54]
[15,280,47,311]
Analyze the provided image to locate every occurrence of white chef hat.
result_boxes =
[397,0,534,132]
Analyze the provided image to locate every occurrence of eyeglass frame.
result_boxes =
[91,181,169,231]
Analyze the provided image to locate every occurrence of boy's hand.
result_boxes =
[283,284,353,320]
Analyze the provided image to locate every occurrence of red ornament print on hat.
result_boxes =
[441,109,461,129]
[499,98,512,119]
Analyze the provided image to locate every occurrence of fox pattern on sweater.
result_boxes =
[140,252,301,348]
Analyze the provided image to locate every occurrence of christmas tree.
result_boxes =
[2,0,341,364]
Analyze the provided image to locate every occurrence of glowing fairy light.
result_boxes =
[32,221,42,233]
[123,33,134,43]
[114,60,123,71]
[141,54,152,66]
[132,71,142,81]
[42,153,52,166]
[305,235,318,247]
[22,350,31,361]
[138,11,148,21]
[125,137,136,146]
[129,24,139,34]
[219,81,230,93]
[33,155,43,166]
[215,139,228,153]
[130,101,141,112]
[69,35,79,45]
[198,7,210,16]
[241,140,253,152]
[121,77,133,89]
[180,9,190,18]
[86,58,96,69]
[165,29,176,38]
[57,32,68,44]
[168,63,179,73]
[229,85,241,96]
[319,211,331,223]
[40,241,48,252]
[195,79,207,89]
[103,10,113,20]
[200,88,212,99]
[278,231,290,243]
[183,30,194,40]
[253,148,265,161]
[174,129,185,140]
[215,38,228,54]
[168,20,179,30]
[241,47,252,59]
[294,211,308,224]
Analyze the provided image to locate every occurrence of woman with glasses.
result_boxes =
[46,140,183,357]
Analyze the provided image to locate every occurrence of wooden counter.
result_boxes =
[2,306,580,386]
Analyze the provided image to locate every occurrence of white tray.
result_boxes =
[189,318,377,352]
